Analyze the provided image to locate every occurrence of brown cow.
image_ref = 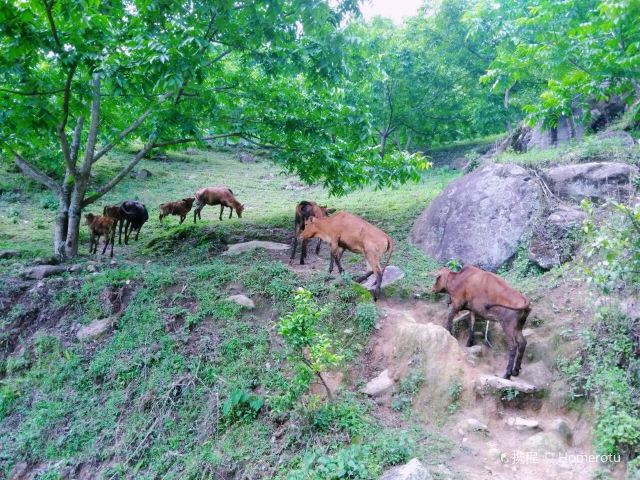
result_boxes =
[431,265,531,379]
[300,211,393,301]
[84,213,115,257]
[193,187,244,223]
[290,201,335,265]
[159,197,195,225]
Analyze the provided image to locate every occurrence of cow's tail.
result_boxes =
[381,235,394,274]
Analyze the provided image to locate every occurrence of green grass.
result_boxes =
[0,145,460,478]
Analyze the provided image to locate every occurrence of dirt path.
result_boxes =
[366,298,601,480]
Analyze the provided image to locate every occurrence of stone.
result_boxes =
[410,164,541,270]
[185,148,200,155]
[226,294,255,309]
[77,318,114,342]
[380,458,433,480]
[506,416,540,431]
[237,151,258,163]
[549,418,573,445]
[360,266,405,290]
[527,115,584,150]
[10,461,29,480]
[466,345,483,356]
[0,250,19,259]
[86,263,98,273]
[136,168,153,179]
[361,369,395,396]
[474,374,540,396]
[457,418,489,435]
[547,205,587,226]
[22,264,67,280]
[68,264,84,273]
[543,162,638,202]
[596,130,636,148]
[222,240,290,256]
[521,432,566,455]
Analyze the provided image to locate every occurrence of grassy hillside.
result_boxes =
[0,148,459,479]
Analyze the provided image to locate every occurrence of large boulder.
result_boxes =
[543,162,638,202]
[528,206,586,270]
[410,164,541,270]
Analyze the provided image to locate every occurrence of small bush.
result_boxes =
[355,302,378,333]
[222,389,264,424]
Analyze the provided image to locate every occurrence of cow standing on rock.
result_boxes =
[431,265,531,379]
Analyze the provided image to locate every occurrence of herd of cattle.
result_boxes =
[84,186,531,380]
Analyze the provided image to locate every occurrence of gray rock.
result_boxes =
[361,369,394,396]
[596,130,636,148]
[22,264,67,280]
[410,164,541,271]
[380,458,433,480]
[0,250,19,259]
[86,263,98,273]
[222,240,290,256]
[528,234,562,270]
[466,345,483,357]
[227,294,255,309]
[10,461,29,480]
[549,418,573,445]
[77,318,113,341]
[474,374,540,396]
[136,168,153,179]
[521,432,566,455]
[547,205,587,226]
[457,418,489,435]
[360,266,405,290]
[506,416,540,431]
[543,162,638,202]
[185,148,201,155]
[68,264,84,273]
[528,115,584,150]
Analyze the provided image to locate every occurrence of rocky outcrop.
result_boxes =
[543,162,638,202]
[528,205,586,270]
[362,369,395,397]
[410,164,541,270]
[77,318,114,341]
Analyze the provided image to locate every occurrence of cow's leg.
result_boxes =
[102,232,109,255]
[124,221,131,245]
[179,215,185,225]
[229,206,233,219]
[445,303,464,334]
[159,213,164,224]
[194,203,203,223]
[315,239,322,255]
[300,239,308,265]
[512,330,527,377]
[118,219,124,245]
[504,335,518,380]
[290,235,298,265]
[219,205,224,221]
[89,232,95,254]
[466,311,476,347]
[330,245,345,274]
[135,225,141,241]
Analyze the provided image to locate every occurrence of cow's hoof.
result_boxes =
[511,369,520,377]
[503,373,512,380]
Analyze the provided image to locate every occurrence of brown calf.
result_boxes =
[300,211,394,301]
[85,213,115,257]
[290,201,335,265]
[103,203,124,244]
[431,265,531,379]
[193,187,245,223]
[159,197,195,225]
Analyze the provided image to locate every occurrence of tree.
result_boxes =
[2,0,428,259]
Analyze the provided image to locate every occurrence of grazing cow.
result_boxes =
[290,201,334,265]
[84,213,115,257]
[159,197,195,225]
[120,201,149,244]
[431,265,531,379]
[193,187,244,223]
[300,211,394,301]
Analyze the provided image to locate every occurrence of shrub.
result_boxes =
[222,389,264,424]
[355,302,378,333]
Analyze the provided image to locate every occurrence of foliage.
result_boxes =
[391,368,425,412]
[447,380,464,414]
[471,0,640,126]
[355,302,378,333]
[222,389,264,424]
[582,200,640,294]
[278,288,342,401]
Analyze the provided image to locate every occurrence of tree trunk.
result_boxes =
[64,180,87,258]
[379,131,388,158]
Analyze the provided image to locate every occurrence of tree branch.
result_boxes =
[80,73,101,173]
[70,116,85,164]
[152,132,242,148]
[42,0,62,50]
[82,143,155,206]
[10,150,61,194]
[92,93,172,163]
[0,87,66,96]
[58,63,77,174]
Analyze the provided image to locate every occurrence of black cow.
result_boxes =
[120,200,149,244]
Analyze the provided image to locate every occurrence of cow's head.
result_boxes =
[430,267,452,294]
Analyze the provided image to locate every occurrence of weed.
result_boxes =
[447,380,463,414]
